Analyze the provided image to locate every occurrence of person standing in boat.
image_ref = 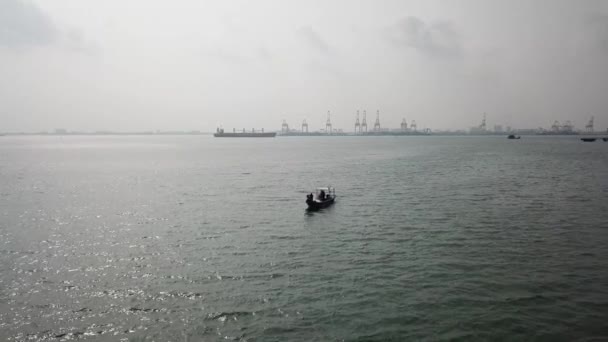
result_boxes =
[319,189,325,201]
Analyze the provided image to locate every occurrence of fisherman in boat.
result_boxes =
[319,189,325,201]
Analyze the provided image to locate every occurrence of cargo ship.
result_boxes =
[214,128,276,138]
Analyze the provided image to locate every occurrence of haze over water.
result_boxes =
[1,135,607,341]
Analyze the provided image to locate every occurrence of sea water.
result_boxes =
[1,135,607,341]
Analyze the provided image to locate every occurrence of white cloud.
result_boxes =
[387,16,461,57]
[296,26,330,54]
[0,0,56,46]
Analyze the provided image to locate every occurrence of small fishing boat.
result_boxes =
[306,187,336,210]
[507,134,521,139]
[581,138,597,142]
[603,138,608,142]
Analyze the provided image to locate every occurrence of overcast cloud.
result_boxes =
[1,0,607,132]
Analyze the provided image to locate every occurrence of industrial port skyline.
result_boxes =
[278,112,602,136]
[2,113,603,136]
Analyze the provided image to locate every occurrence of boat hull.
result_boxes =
[306,198,335,210]
[214,132,276,137]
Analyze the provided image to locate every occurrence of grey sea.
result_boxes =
[1,135,607,341]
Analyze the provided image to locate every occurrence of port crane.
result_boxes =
[325,111,332,134]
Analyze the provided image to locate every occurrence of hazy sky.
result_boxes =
[1,0,607,132]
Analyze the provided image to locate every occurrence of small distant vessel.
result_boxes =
[603,138,608,142]
[507,134,521,139]
[581,138,597,142]
[214,128,276,138]
[306,187,336,210]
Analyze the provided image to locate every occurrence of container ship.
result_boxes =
[214,128,276,138]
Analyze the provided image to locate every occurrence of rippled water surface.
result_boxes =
[1,135,608,341]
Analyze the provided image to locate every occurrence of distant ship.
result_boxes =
[214,128,276,138]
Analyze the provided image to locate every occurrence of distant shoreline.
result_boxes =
[1,132,606,137]
[0,131,212,136]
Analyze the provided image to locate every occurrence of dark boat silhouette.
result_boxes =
[507,134,521,139]
[603,138,608,142]
[581,138,597,142]
[306,187,336,210]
